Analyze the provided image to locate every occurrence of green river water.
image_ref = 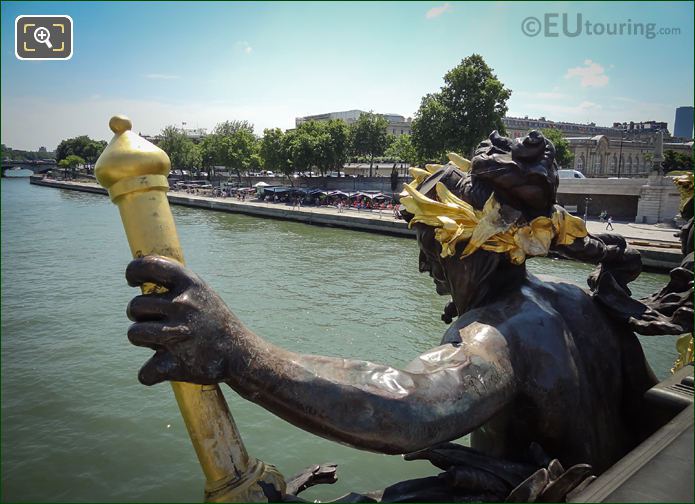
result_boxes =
[1,177,678,502]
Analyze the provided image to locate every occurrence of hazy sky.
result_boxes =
[2,1,693,150]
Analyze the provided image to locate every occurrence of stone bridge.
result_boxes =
[1,160,57,176]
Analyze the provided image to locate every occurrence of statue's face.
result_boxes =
[415,223,500,314]
[415,225,451,296]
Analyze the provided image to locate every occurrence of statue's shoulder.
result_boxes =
[442,303,520,346]
[442,274,597,346]
[527,273,599,313]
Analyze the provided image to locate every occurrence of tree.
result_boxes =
[286,124,321,175]
[411,54,511,162]
[56,136,106,164]
[541,128,575,169]
[202,121,259,183]
[260,128,291,180]
[411,94,448,163]
[324,119,350,173]
[350,112,389,176]
[158,126,202,177]
[385,134,417,166]
[58,154,85,179]
[663,150,693,172]
[213,120,254,137]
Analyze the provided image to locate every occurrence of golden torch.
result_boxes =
[95,115,285,502]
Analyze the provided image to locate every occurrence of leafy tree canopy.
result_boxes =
[56,136,106,164]
[540,128,575,169]
[350,112,389,176]
[663,149,693,172]
[158,126,202,173]
[412,54,511,163]
[385,134,417,165]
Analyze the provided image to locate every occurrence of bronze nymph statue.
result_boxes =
[122,130,693,502]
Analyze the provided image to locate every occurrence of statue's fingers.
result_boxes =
[505,468,548,502]
[127,294,177,322]
[537,464,592,503]
[138,351,183,386]
[125,255,194,292]
[127,321,191,349]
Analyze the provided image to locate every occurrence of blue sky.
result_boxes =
[2,1,693,150]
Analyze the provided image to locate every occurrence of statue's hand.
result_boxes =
[125,255,239,386]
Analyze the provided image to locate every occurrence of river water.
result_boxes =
[1,178,679,502]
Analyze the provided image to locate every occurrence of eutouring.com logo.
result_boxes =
[521,13,681,40]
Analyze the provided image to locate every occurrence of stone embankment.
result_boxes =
[30,177,683,271]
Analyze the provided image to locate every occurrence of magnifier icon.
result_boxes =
[34,27,53,49]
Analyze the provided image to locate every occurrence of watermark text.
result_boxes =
[521,13,680,39]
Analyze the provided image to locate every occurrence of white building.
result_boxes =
[295,110,412,136]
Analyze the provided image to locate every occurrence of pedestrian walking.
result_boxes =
[606,216,614,231]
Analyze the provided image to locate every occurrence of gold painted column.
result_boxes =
[95,116,285,502]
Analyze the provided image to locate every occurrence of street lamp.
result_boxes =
[584,196,592,222]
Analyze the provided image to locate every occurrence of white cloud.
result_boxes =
[564,60,609,88]
[425,3,452,19]
[235,41,253,55]
[145,73,181,80]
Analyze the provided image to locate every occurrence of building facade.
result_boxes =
[674,106,694,139]
[295,110,412,136]
[612,120,669,135]
[502,116,624,139]
[502,115,692,177]
[566,135,693,177]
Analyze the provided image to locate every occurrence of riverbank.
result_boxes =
[29,176,683,271]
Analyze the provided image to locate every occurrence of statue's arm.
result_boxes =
[125,256,516,454]
[229,332,515,454]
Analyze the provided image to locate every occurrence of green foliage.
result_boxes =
[57,154,85,179]
[260,128,288,175]
[350,112,389,176]
[285,123,323,175]
[412,54,511,162]
[385,134,417,165]
[540,128,575,169]
[324,119,350,172]
[201,121,259,181]
[158,126,202,174]
[411,94,449,163]
[279,120,351,177]
[663,150,693,172]
[56,136,106,164]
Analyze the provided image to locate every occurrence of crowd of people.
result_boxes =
[169,182,402,218]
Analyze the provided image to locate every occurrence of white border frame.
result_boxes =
[15,15,74,61]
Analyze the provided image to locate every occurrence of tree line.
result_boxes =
[157,111,400,181]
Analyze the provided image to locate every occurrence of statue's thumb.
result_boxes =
[139,351,181,386]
